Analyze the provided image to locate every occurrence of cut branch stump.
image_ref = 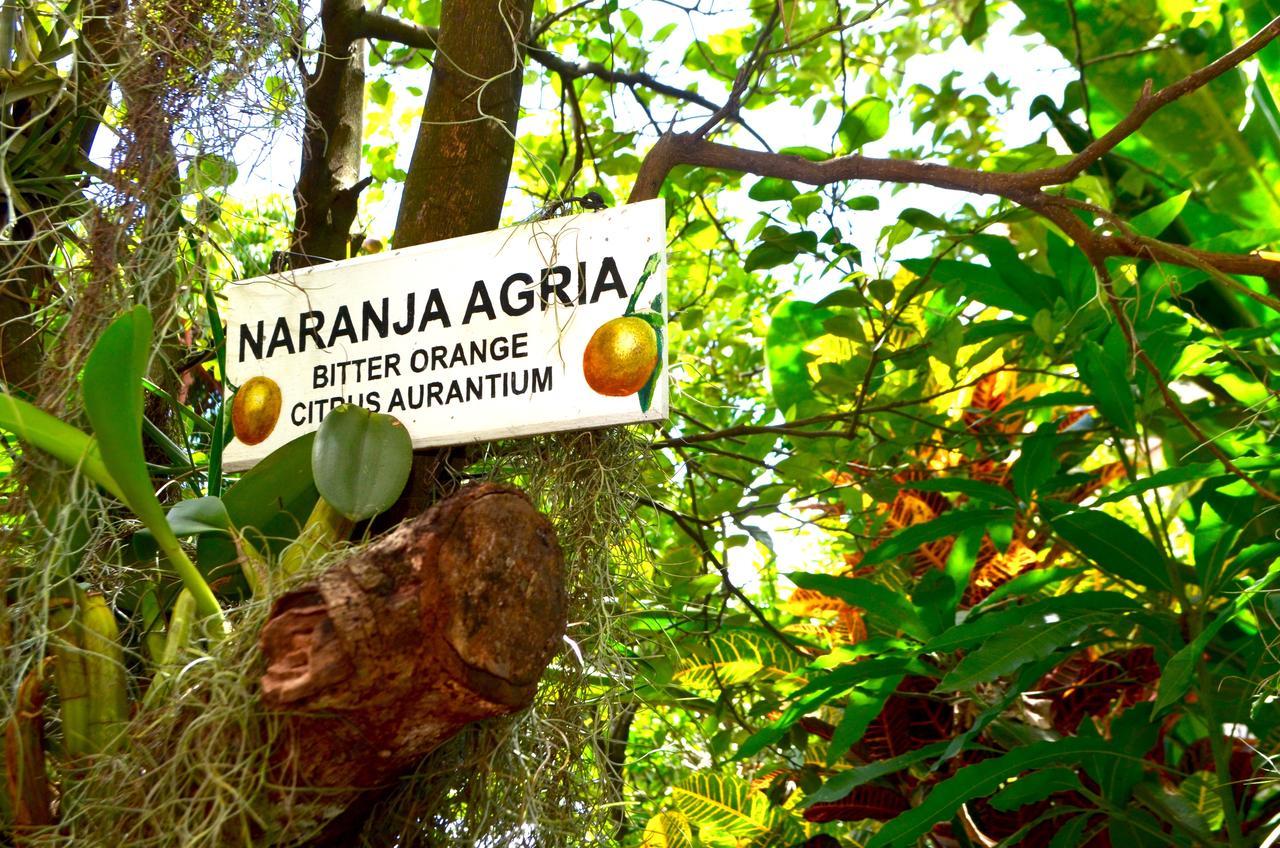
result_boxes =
[259,482,567,790]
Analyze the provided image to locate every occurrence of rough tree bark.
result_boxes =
[381,0,535,518]
[290,0,370,265]
[260,483,566,792]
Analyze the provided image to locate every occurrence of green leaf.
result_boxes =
[838,97,890,150]
[0,393,123,501]
[938,616,1087,691]
[748,177,799,202]
[83,308,222,624]
[975,566,1086,607]
[826,674,904,765]
[1048,507,1173,592]
[164,496,232,537]
[1129,190,1190,237]
[765,297,833,416]
[787,572,929,639]
[863,509,1014,566]
[898,477,1018,508]
[1012,424,1059,502]
[1075,338,1136,433]
[962,0,989,42]
[744,241,798,272]
[865,738,1125,847]
[134,496,233,556]
[188,153,238,192]
[311,404,413,521]
[1154,556,1280,713]
[778,145,830,162]
[989,768,1081,811]
[925,592,1139,653]
[736,657,917,759]
[635,301,665,413]
[804,742,950,805]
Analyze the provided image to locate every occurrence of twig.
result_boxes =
[1065,0,1093,134]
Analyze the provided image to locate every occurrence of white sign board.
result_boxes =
[222,199,667,471]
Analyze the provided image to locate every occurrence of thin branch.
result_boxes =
[1065,0,1093,134]
[525,44,720,111]
[648,498,809,658]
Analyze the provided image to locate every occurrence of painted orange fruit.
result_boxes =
[583,315,659,397]
[232,376,282,445]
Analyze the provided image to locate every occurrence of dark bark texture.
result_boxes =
[393,0,533,247]
[290,0,369,266]
[259,483,566,790]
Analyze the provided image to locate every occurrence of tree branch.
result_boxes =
[1020,13,1280,188]
[525,44,720,112]
[349,9,437,50]
[628,15,1280,287]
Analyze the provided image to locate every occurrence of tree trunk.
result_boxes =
[290,0,369,266]
[384,0,535,521]
[393,0,533,247]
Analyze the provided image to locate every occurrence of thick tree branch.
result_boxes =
[628,15,1280,287]
[349,10,437,50]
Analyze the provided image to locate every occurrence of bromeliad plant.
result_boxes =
[0,305,413,827]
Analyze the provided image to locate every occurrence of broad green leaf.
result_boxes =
[1080,703,1159,804]
[925,592,1140,653]
[934,658,1061,768]
[862,509,1014,566]
[826,674,904,765]
[197,431,319,572]
[938,616,1087,690]
[735,657,917,760]
[896,477,1018,508]
[82,307,222,623]
[748,177,799,202]
[899,258,1038,317]
[134,496,233,557]
[1154,557,1280,712]
[787,572,929,639]
[163,496,232,537]
[804,742,950,805]
[311,404,413,521]
[838,97,890,150]
[1012,424,1059,502]
[989,767,1081,811]
[1075,339,1136,434]
[1129,190,1190,237]
[1191,489,1254,589]
[1048,507,1173,592]
[764,297,834,416]
[0,393,123,501]
[975,566,1086,608]
[1091,461,1218,505]
[865,737,1127,847]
